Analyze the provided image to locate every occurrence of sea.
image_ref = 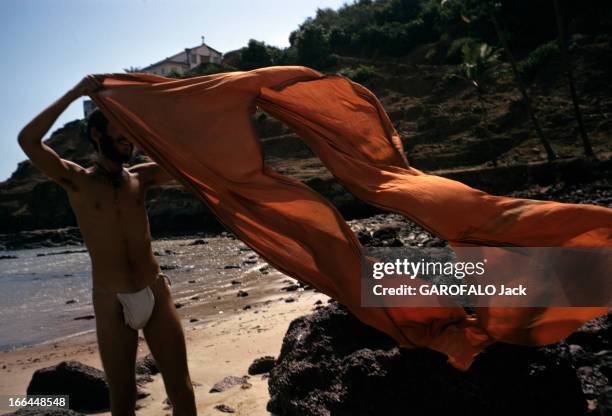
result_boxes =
[0,245,95,351]
[0,236,264,352]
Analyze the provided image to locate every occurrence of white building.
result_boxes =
[83,37,223,117]
[141,36,223,76]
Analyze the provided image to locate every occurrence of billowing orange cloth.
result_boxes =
[90,66,612,370]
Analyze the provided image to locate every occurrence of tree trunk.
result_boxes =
[490,13,556,161]
[553,0,596,158]
[477,84,498,166]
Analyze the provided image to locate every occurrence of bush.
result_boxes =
[338,64,377,83]
[295,24,334,69]
[446,36,479,63]
[517,40,561,83]
[239,39,273,70]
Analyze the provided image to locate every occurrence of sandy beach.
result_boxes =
[0,235,329,415]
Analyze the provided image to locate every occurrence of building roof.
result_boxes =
[187,42,223,56]
[142,57,190,71]
[142,41,223,71]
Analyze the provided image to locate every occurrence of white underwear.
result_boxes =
[93,273,171,330]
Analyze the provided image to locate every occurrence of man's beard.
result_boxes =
[99,132,134,164]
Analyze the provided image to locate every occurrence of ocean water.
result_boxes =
[0,245,94,351]
[0,237,263,352]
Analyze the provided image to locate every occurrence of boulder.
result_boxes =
[267,303,588,416]
[26,361,109,412]
[2,409,85,416]
[248,356,276,375]
[209,376,250,393]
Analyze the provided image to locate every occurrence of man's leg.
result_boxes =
[143,276,197,416]
[92,291,139,416]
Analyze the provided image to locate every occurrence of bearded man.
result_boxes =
[18,75,197,416]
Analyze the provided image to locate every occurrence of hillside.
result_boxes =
[1,31,610,243]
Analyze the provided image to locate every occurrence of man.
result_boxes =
[18,75,197,416]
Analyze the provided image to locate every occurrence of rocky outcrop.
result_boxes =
[267,303,610,416]
[0,227,83,251]
[1,410,85,416]
[26,361,110,412]
[2,33,611,240]
[25,360,148,413]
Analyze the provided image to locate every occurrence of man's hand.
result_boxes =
[17,74,110,186]
[69,74,109,99]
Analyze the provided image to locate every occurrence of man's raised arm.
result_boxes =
[17,75,103,183]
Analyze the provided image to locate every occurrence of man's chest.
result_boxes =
[69,175,147,218]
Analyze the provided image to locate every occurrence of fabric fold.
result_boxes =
[89,65,611,370]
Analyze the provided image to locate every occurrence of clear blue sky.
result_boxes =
[0,0,347,181]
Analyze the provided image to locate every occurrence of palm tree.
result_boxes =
[461,42,501,165]
[123,66,141,73]
[489,12,556,161]
[442,0,557,161]
[553,0,595,158]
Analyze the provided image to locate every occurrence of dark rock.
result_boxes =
[243,305,252,310]
[224,265,241,269]
[37,249,87,257]
[267,304,588,416]
[0,255,17,260]
[598,387,612,415]
[284,297,296,303]
[136,354,159,376]
[72,315,94,321]
[577,366,609,399]
[248,356,276,375]
[160,264,179,271]
[188,239,208,246]
[65,299,77,305]
[190,318,199,323]
[281,284,300,292]
[174,302,184,308]
[237,290,249,297]
[356,230,372,245]
[214,404,236,413]
[230,279,241,285]
[0,228,83,251]
[566,313,612,352]
[26,361,110,412]
[3,409,86,415]
[209,376,250,393]
[597,351,612,381]
[372,226,401,244]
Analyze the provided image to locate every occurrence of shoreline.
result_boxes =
[0,259,329,415]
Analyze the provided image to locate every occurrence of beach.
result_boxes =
[0,235,329,415]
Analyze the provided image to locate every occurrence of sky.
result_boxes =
[0,0,348,181]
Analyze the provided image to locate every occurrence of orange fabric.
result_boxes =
[90,66,612,370]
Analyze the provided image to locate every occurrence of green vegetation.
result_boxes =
[517,40,560,83]
[229,0,610,71]
[156,0,609,162]
[338,64,377,83]
[235,39,298,70]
